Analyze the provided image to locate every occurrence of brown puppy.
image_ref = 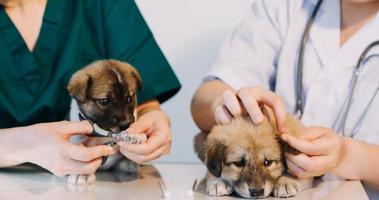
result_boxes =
[66,60,146,184]
[203,106,312,198]
[68,59,142,132]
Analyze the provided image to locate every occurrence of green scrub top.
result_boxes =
[0,0,181,128]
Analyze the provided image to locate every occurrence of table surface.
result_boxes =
[0,164,368,200]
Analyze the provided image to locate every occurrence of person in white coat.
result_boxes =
[191,0,379,192]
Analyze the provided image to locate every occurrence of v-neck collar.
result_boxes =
[309,0,379,70]
[0,0,67,95]
[308,0,340,68]
[32,0,67,67]
[307,0,379,95]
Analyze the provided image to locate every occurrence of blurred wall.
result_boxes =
[135,0,253,163]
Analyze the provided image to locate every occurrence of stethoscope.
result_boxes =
[296,0,379,137]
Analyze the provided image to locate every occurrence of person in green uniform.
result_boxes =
[0,0,181,176]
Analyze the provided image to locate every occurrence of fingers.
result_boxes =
[66,158,103,175]
[120,145,169,164]
[237,88,264,124]
[237,87,287,131]
[66,144,115,162]
[214,105,233,124]
[120,111,172,163]
[214,87,287,130]
[222,90,243,117]
[56,121,93,135]
[285,153,331,178]
[286,158,307,177]
[299,127,325,141]
[126,116,154,135]
[281,128,330,156]
[118,132,168,156]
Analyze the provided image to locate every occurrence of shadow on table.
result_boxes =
[95,164,161,182]
[0,163,162,200]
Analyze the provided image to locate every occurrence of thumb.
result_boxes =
[58,121,93,136]
[126,117,153,134]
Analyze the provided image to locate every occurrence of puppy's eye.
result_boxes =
[126,95,133,103]
[97,97,111,106]
[263,159,273,167]
[233,158,246,167]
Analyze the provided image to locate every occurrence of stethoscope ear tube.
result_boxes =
[296,0,324,119]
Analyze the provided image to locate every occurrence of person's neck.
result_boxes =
[340,0,379,45]
[1,0,45,9]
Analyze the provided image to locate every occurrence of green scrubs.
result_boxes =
[0,0,181,128]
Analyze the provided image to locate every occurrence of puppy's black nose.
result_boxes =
[249,188,264,197]
[119,121,132,131]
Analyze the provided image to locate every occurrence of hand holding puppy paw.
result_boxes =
[214,86,287,132]
[281,126,345,178]
[24,121,115,177]
[118,110,172,163]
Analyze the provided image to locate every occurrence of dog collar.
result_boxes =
[78,112,115,137]
[78,112,130,145]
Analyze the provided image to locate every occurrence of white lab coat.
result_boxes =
[208,0,379,144]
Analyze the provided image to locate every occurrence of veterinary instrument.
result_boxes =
[78,112,130,145]
[78,112,132,164]
[296,0,379,137]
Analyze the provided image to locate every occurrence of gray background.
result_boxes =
[134,0,253,163]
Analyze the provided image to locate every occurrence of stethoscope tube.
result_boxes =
[296,0,324,118]
[340,41,379,136]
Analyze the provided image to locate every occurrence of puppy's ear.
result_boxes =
[278,138,300,155]
[261,105,278,131]
[131,68,143,90]
[278,114,304,155]
[111,61,143,91]
[205,142,226,177]
[67,72,92,103]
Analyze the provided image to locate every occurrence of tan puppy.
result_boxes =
[202,106,312,198]
[67,60,146,185]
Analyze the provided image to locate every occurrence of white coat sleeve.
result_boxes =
[206,0,290,91]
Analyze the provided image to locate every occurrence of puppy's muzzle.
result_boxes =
[118,121,132,131]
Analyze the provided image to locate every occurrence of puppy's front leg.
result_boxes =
[67,174,96,185]
[113,133,147,174]
[273,174,313,197]
[122,133,147,144]
[205,172,233,197]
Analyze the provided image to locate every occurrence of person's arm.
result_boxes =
[335,138,379,189]
[0,127,29,167]
[0,121,115,176]
[281,128,379,191]
[191,80,233,132]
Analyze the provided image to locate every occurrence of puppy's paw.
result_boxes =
[273,175,303,198]
[67,174,96,185]
[124,133,147,144]
[206,179,233,197]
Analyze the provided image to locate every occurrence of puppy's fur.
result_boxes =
[199,106,312,198]
[67,60,146,184]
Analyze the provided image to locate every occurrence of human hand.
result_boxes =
[214,86,287,132]
[23,121,115,176]
[118,110,172,163]
[281,126,345,178]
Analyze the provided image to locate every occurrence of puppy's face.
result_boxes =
[205,118,284,198]
[67,60,142,132]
